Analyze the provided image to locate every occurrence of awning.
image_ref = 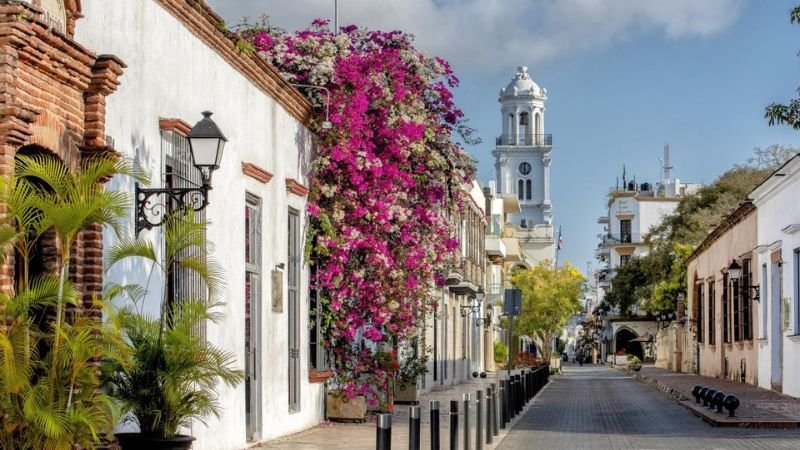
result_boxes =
[629,333,653,343]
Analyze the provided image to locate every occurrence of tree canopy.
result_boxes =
[603,146,796,316]
[765,6,800,129]
[511,261,585,361]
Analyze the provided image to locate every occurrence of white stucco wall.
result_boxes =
[76,1,323,448]
[752,157,800,398]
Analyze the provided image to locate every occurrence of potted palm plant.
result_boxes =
[0,154,141,449]
[103,210,243,449]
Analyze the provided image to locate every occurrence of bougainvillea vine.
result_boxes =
[234,18,476,406]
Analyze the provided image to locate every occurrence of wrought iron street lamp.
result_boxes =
[460,288,485,317]
[135,111,227,234]
[728,260,760,302]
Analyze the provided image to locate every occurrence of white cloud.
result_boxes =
[206,0,744,73]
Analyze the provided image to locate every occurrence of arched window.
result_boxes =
[519,112,529,143]
[518,179,524,200]
[526,179,532,200]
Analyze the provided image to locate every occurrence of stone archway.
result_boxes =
[615,327,644,360]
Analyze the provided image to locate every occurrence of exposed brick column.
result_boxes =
[83,55,125,150]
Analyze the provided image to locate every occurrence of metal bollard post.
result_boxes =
[486,387,493,444]
[463,393,471,450]
[516,375,523,414]
[476,390,483,450]
[528,371,533,400]
[376,413,391,450]
[507,377,516,422]
[522,370,528,403]
[449,400,459,450]
[499,380,507,428]
[431,400,441,450]
[491,384,499,436]
[409,405,421,450]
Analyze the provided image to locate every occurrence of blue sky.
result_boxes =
[209,0,800,274]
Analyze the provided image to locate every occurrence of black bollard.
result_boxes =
[409,405,420,450]
[691,385,703,404]
[486,387,493,444]
[723,394,740,417]
[449,400,459,450]
[500,380,507,427]
[430,400,441,450]
[476,390,483,450]
[491,384,499,436]
[712,392,726,413]
[376,413,391,450]
[463,393,471,450]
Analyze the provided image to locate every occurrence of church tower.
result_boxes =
[492,66,556,266]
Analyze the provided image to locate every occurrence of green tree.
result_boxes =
[0,154,141,449]
[765,6,800,129]
[511,261,585,361]
[103,210,243,438]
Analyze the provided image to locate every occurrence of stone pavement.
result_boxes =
[257,369,537,449]
[497,365,800,450]
[634,365,800,427]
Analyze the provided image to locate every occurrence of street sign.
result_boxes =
[503,288,522,316]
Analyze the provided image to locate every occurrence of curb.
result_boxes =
[633,373,800,429]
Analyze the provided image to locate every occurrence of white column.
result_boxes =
[513,108,520,145]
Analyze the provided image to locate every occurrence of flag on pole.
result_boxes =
[557,226,563,250]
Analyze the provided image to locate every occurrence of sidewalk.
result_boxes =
[634,365,800,428]
[256,369,543,449]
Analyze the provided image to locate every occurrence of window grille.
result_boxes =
[162,129,207,340]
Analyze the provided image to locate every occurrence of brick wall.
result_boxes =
[0,1,122,304]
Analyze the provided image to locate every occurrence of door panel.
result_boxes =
[288,210,301,412]
[771,253,783,392]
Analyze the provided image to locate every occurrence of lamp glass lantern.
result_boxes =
[187,111,227,185]
[728,260,742,281]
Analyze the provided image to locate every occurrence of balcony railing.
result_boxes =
[487,283,503,295]
[496,134,552,146]
[602,233,643,245]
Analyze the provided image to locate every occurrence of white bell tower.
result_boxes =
[492,66,556,265]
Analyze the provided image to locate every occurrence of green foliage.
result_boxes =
[0,154,138,449]
[605,146,796,316]
[397,345,430,383]
[103,210,243,438]
[628,355,641,365]
[493,341,508,364]
[766,6,800,128]
[512,261,585,361]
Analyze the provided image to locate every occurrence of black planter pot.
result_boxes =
[115,433,196,450]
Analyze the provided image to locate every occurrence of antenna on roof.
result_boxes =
[663,143,673,182]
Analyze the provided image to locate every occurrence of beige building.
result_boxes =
[687,202,759,384]
[421,182,487,391]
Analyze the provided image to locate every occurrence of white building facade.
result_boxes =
[751,155,800,398]
[596,177,698,363]
[77,1,325,448]
[492,66,555,267]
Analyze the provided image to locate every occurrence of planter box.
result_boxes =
[326,390,367,422]
[393,381,419,404]
[309,370,333,383]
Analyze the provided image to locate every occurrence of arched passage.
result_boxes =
[615,327,644,360]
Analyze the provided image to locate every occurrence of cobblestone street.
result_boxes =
[498,365,800,450]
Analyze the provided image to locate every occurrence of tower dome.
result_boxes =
[500,66,545,98]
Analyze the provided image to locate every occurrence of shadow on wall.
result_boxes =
[103,131,164,318]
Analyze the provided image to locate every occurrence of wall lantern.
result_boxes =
[460,288,486,317]
[135,111,227,234]
[728,259,760,302]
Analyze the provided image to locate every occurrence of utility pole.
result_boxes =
[334,0,338,35]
